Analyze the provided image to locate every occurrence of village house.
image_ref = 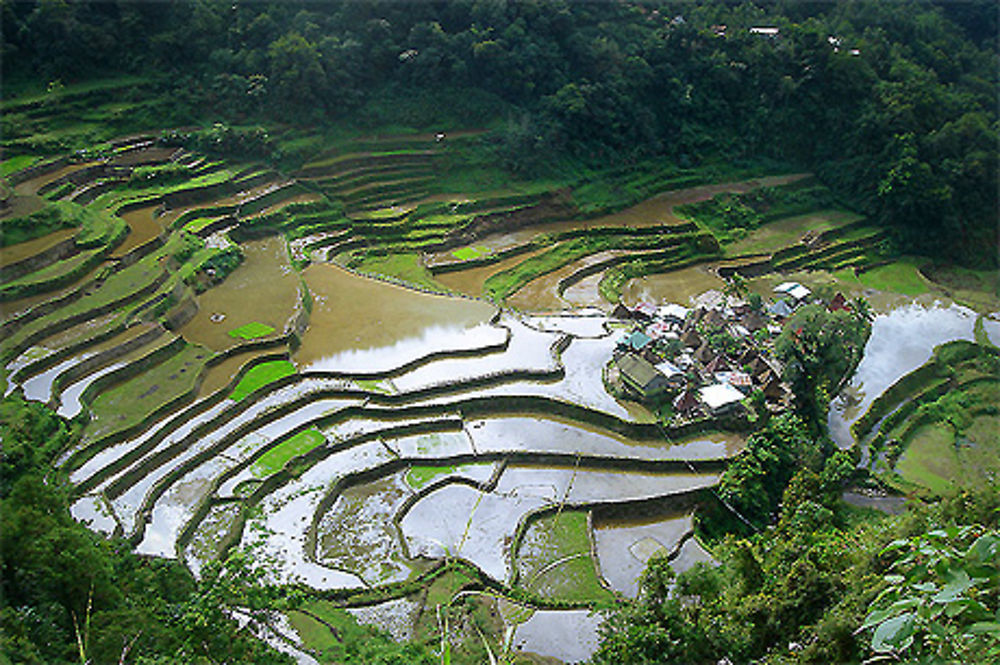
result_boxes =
[603,290,809,425]
[774,281,812,304]
[828,292,850,312]
[699,383,746,415]
[657,303,689,327]
[618,330,652,353]
[654,360,686,388]
[673,389,702,416]
[768,298,795,319]
[616,353,671,400]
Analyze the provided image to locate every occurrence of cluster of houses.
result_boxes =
[606,281,842,424]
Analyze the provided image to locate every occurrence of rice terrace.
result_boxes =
[1,3,998,665]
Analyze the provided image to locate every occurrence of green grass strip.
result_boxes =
[229,360,295,401]
[451,246,489,261]
[405,465,459,489]
[251,428,326,478]
[227,321,275,340]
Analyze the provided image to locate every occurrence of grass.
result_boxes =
[865,342,1000,496]
[229,360,296,401]
[895,423,959,495]
[405,465,459,489]
[677,179,834,242]
[93,167,240,210]
[227,321,276,340]
[515,510,614,603]
[833,257,930,296]
[1,155,39,177]
[288,599,419,660]
[1,75,153,111]
[0,200,121,248]
[348,252,446,292]
[0,242,171,360]
[451,246,489,261]
[251,428,325,477]
[725,209,862,256]
[84,343,212,442]
[182,216,225,233]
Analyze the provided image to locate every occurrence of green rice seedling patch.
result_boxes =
[349,252,446,291]
[227,321,275,340]
[452,246,489,261]
[229,360,296,401]
[355,378,393,394]
[516,510,613,603]
[84,343,211,442]
[834,257,930,297]
[251,428,326,478]
[1,155,38,176]
[405,465,459,489]
[182,216,226,233]
[726,209,861,256]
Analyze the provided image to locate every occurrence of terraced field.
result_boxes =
[2,126,897,660]
[848,339,1000,496]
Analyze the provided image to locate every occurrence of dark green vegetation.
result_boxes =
[677,181,836,242]
[0,394,293,665]
[2,2,998,664]
[593,483,1000,665]
[2,0,997,266]
[773,302,872,422]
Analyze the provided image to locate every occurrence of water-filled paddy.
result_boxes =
[828,303,976,448]
[623,263,725,306]
[0,227,78,265]
[511,609,602,664]
[179,236,299,351]
[296,263,495,371]
[593,511,694,597]
[112,205,164,257]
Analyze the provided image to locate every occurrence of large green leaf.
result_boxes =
[872,612,915,653]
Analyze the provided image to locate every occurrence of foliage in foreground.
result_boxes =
[0,394,293,665]
[592,487,1000,665]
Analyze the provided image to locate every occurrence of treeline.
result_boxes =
[2,1,997,264]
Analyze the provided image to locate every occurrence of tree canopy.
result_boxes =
[3,0,997,265]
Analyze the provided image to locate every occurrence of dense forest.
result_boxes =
[2,0,997,265]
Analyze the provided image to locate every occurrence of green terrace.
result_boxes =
[852,340,1000,497]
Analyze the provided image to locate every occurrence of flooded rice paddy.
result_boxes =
[828,302,976,448]
[179,236,300,351]
[8,155,988,663]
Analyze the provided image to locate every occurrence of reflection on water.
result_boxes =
[623,264,725,307]
[594,511,693,598]
[296,263,495,371]
[828,302,976,448]
[512,609,602,664]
